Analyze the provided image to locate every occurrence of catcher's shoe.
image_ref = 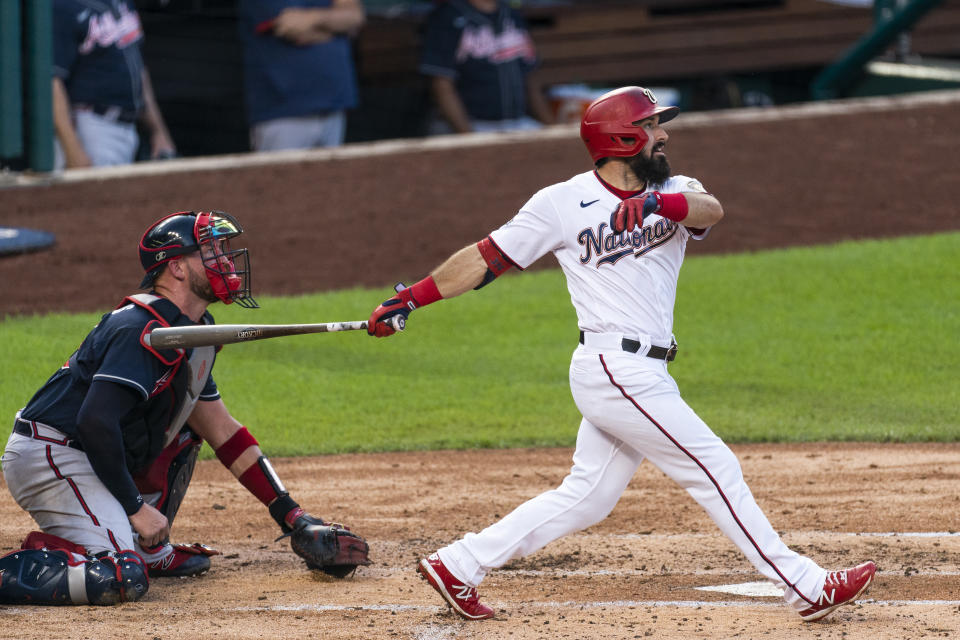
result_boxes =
[147,543,221,578]
[799,561,876,621]
[417,553,494,620]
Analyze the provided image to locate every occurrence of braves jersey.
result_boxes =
[21,296,219,446]
[420,0,538,121]
[490,171,710,341]
[52,0,145,113]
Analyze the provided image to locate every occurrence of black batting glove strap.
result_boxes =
[269,494,300,532]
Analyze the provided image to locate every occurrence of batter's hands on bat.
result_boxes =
[130,503,170,548]
[368,283,414,337]
[612,191,662,233]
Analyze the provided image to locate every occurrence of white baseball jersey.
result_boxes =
[438,169,831,616]
[490,171,709,341]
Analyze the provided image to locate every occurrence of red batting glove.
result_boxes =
[368,278,442,337]
[368,287,417,337]
[612,192,662,233]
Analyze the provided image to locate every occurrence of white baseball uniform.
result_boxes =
[436,170,829,613]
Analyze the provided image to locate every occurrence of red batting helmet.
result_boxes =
[580,86,680,162]
[138,210,258,308]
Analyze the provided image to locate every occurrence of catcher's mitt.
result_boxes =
[278,513,371,578]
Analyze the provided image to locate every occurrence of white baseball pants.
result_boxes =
[438,342,828,612]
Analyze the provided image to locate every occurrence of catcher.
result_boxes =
[0,211,369,605]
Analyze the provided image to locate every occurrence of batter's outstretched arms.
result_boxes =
[367,238,509,337]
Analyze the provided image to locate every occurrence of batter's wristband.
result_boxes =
[657,193,689,222]
[214,426,259,469]
[408,276,442,307]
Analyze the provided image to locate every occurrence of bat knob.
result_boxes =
[391,316,406,332]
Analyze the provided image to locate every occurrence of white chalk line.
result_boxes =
[2,598,955,617]
[7,89,960,188]
[230,598,960,614]
[361,566,960,578]
[610,530,960,540]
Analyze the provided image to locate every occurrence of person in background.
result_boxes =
[238,0,366,151]
[52,0,176,169]
[420,0,555,135]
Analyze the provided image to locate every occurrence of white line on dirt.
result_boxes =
[232,598,960,614]
[519,569,960,577]
[362,567,960,578]
[610,531,960,540]
[696,581,783,597]
[412,625,460,640]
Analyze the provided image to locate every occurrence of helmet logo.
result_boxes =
[155,251,166,261]
[642,88,658,104]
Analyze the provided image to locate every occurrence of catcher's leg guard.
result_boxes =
[87,551,149,604]
[0,548,148,605]
[134,427,202,525]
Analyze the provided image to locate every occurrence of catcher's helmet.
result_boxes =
[580,86,680,163]
[138,211,258,308]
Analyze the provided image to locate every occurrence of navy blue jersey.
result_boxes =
[52,0,145,112]
[21,296,219,440]
[419,0,538,121]
[238,0,359,125]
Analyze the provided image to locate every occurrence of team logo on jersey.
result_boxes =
[79,5,143,54]
[577,219,679,267]
[455,20,536,64]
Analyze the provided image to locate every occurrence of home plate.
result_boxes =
[696,582,784,597]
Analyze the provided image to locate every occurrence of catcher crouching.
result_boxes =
[0,211,369,606]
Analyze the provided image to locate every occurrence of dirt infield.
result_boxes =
[1,444,959,639]
[1,94,959,638]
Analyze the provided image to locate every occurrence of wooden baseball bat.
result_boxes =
[145,317,403,349]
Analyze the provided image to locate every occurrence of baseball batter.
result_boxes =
[368,87,875,622]
[1,211,368,606]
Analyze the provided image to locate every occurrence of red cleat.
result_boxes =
[417,553,494,620]
[799,561,876,621]
[147,543,220,578]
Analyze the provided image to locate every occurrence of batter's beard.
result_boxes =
[627,151,671,188]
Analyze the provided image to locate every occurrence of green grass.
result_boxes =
[671,233,958,441]
[2,232,957,456]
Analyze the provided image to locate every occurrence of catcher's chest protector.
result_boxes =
[125,294,217,449]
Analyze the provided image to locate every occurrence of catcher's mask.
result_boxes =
[138,211,258,308]
[580,86,680,163]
